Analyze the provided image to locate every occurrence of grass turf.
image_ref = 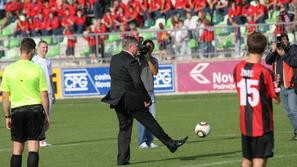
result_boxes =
[0,93,296,167]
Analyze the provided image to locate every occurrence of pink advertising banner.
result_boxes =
[176,60,271,93]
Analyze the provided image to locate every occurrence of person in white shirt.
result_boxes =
[32,40,55,147]
[184,12,197,38]
[172,21,192,60]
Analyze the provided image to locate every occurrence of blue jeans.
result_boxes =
[280,86,297,135]
[137,91,156,145]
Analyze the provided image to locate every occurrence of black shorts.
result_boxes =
[11,104,45,142]
[66,47,74,56]
[242,132,274,159]
[90,45,96,54]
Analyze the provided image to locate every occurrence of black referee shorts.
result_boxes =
[242,132,274,159]
[11,104,45,142]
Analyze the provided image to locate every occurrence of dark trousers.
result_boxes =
[115,106,174,165]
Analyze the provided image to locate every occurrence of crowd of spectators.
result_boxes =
[0,0,297,59]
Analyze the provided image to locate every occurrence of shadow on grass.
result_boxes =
[186,135,240,145]
[132,150,241,165]
[131,136,241,165]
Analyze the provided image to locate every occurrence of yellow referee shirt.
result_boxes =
[0,60,48,108]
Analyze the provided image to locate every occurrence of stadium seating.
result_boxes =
[188,39,197,49]
[47,45,60,58]
[140,31,154,40]
[2,48,18,60]
[106,33,121,43]
[43,37,53,45]
[151,18,166,29]
[1,23,14,37]
[0,1,295,61]
[165,18,172,29]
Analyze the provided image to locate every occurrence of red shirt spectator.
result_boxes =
[68,3,77,16]
[84,35,96,47]
[42,1,52,18]
[28,18,38,31]
[247,21,256,35]
[278,0,291,4]
[103,10,113,29]
[93,21,107,44]
[175,0,186,9]
[112,0,127,15]
[31,0,43,17]
[125,6,138,22]
[200,27,214,42]
[127,0,140,13]
[89,0,96,5]
[228,3,242,17]
[112,9,127,28]
[64,29,76,48]
[139,0,149,14]
[84,28,96,48]
[193,0,207,11]
[241,4,255,17]
[149,0,161,11]
[36,16,49,30]
[75,16,86,26]
[161,0,172,12]
[23,0,32,17]
[77,0,86,6]
[254,2,268,18]
[200,20,214,43]
[5,0,23,13]
[61,9,75,28]
[16,19,29,32]
[274,16,285,37]
[235,0,242,4]
[49,0,57,7]
[56,2,68,17]
[48,13,60,29]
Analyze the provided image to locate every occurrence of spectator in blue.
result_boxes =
[137,39,159,149]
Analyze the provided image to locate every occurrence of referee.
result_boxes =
[0,38,50,167]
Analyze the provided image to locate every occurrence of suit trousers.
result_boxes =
[115,106,174,165]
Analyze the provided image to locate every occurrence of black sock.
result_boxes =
[10,154,22,167]
[27,152,39,167]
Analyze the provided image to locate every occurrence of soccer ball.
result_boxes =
[195,122,211,138]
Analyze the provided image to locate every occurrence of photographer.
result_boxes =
[137,39,159,149]
[265,33,297,140]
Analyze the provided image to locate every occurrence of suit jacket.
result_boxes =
[101,51,151,111]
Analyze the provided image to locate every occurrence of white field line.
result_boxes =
[181,154,297,167]
[0,131,293,153]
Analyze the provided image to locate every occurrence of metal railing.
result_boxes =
[0,21,296,68]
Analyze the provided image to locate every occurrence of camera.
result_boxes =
[276,33,287,49]
[138,37,151,54]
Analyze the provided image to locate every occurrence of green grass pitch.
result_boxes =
[0,93,296,167]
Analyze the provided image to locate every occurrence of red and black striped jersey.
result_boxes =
[233,61,277,137]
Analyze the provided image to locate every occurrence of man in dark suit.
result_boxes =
[102,36,188,165]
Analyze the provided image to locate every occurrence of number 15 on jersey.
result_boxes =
[237,78,260,107]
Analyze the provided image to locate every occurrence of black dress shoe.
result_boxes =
[169,136,188,153]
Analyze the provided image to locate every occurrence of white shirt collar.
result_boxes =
[123,50,135,58]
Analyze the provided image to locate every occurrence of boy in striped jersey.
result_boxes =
[233,32,280,167]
